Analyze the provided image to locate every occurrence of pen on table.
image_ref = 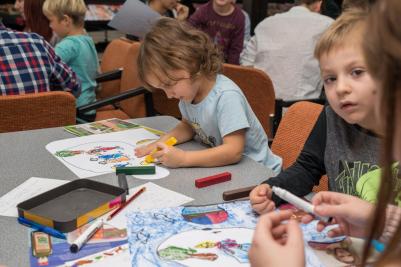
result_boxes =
[271,186,331,223]
[145,136,177,163]
[107,186,146,221]
[70,217,103,253]
[18,217,66,240]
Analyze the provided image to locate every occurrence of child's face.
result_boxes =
[47,14,69,38]
[320,43,379,132]
[146,70,201,103]
[160,0,178,10]
[214,0,234,7]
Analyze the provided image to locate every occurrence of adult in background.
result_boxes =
[241,0,333,101]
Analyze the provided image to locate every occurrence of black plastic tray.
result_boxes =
[17,179,126,232]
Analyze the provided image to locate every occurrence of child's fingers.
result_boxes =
[285,219,303,247]
[252,201,271,214]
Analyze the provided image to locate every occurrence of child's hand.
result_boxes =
[175,3,189,21]
[152,142,186,168]
[249,184,275,214]
[249,210,305,267]
[134,142,158,158]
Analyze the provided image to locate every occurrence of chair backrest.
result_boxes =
[98,38,133,100]
[222,64,276,137]
[270,101,328,192]
[118,42,146,118]
[0,91,76,133]
[150,89,181,118]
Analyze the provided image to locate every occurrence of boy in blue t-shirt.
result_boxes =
[134,18,282,174]
[43,0,99,122]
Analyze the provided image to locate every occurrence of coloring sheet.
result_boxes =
[126,201,339,267]
[46,128,169,179]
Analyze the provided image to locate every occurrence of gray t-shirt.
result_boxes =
[179,74,282,174]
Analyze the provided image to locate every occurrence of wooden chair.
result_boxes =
[97,37,134,100]
[222,64,275,137]
[89,41,147,121]
[0,91,76,133]
[270,101,328,192]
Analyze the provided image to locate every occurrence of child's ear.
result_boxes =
[62,14,73,25]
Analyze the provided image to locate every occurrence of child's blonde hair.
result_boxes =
[314,9,368,60]
[138,18,222,90]
[43,0,87,26]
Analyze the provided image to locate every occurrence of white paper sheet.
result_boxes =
[46,128,169,179]
[106,182,193,229]
[108,0,161,38]
[0,177,69,217]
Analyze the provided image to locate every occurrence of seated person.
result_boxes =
[250,10,382,214]
[0,23,80,96]
[188,0,245,65]
[148,0,189,20]
[135,18,282,173]
[241,0,333,101]
[43,0,99,122]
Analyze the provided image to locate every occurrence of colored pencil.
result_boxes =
[107,187,146,220]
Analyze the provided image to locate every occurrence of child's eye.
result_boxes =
[323,76,336,85]
[351,69,365,77]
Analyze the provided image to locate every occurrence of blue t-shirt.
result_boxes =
[179,74,282,174]
[55,35,99,114]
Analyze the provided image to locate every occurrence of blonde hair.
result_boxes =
[42,0,86,26]
[314,9,368,60]
[138,18,222,90]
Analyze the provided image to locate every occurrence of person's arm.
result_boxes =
[156,129,245,167]
[240,35,257,66]
[45,39,81,97]
[135,120,195,157]
[227,12,245,64]
[264,110,327,206]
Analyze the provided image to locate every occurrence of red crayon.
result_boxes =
[195,172,232,188]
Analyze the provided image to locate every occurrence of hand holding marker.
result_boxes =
[272,186,331,223]
[145,137,177,163]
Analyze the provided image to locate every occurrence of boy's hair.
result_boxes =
[42,0,87,27]
[138,18,222,89]
[314,9,368,60]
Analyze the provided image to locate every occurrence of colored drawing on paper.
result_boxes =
[46,128,170,179]
[126,201,334,267]
[181,206,228,225]
[64,244,130,267]
[157,228,252,266]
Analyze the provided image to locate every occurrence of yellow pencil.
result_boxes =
[145,137,177,163]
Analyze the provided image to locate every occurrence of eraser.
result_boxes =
[116,166,156,175]
[195,172,231,188]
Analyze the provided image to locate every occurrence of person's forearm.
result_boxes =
[380,204,401,244]
[159,121,194,144]
[181,144,242,167]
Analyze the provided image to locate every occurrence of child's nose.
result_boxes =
[336,78,352,96]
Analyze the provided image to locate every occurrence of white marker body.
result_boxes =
[272,186,330,223]
[70,218,103,253]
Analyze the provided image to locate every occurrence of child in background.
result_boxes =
[43,0,99,122]
[188,0,245,65]
[135,18,282,173]
[148,0,189,20]
[250,9,382,214]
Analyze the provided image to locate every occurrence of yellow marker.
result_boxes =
[145,137,177,163]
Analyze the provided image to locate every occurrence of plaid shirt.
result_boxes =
[0,23,80,96]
